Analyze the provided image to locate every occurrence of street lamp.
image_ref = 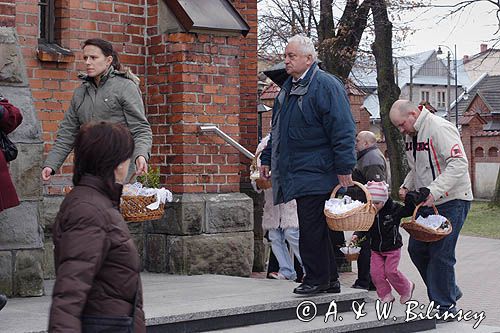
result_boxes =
[437,44,458,128]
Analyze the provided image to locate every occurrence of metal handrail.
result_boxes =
[199,125,254,159]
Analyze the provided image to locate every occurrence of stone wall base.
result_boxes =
[144,193,254,277]
[41,193,255,279]
[241,187,266,272]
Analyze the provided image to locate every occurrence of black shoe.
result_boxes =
[326,280,341,293]
[351,283,369,290]
[456,287,463,302]
[293,283,330,295]
[0,294,7,312]
[368,282,377,291]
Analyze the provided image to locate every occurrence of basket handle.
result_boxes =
[330,181,372,204]
[251,150,262,171]
[128,170,148,185]
[411,202,439,222]
[127,173,136,185]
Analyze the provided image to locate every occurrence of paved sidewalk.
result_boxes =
[343,231,500,327]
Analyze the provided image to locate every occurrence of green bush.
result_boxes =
[137,166,160,188]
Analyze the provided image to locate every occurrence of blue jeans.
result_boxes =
[408,199,471,313]
[268,227,303,280]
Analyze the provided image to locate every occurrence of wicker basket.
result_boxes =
[251,151,272,190]
[401,203,452,242]
[120,194,165,223]
[324,181,377,231]
[255,178,272,190]
[344,250,360,262]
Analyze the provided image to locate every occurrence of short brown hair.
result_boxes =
[73,121,134,188]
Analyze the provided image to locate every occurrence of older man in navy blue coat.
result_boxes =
[260,35,356,295]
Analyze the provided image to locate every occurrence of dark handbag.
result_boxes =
[0,130,17,162]
[82,279,139,333]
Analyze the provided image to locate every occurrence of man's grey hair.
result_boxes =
[288,35,317,61]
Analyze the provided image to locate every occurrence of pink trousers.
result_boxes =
[370,248,412,299]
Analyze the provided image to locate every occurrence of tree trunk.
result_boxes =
[318,0,335,41]
[370,0,408,196]
[318,0,370,81]
[492,168,500,206]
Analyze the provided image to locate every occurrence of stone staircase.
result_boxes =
[143,275,435,333]
[0,273,440,333]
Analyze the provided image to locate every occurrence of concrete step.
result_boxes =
[144,274,366,333]
[204,300,436,333]
[424,322,500,333]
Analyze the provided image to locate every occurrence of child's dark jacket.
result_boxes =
[355,197,415,252]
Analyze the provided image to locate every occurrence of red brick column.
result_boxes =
[147,31,242,193]
[232,0,258,186]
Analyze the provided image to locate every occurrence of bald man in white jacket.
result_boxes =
[390,100,472,320]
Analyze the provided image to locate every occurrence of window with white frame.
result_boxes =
[436,91,446,108]
[421,90,430,103]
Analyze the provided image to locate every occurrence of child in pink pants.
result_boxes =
[353,181,426,303]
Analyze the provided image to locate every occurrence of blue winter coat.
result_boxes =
[260,62,356,205]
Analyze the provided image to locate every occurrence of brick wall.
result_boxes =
[461,105,500,194]
[467,96,492,123]
[469,133,500,191]
[0,0,15,27]
[2,0,259,195]
[260,94,274,139]
[261,111,272,139]
[349,94,370,132]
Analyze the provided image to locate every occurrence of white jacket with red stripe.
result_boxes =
[402,107,473,204]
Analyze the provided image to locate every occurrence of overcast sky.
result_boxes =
[396,0,499,58]
[258,0,499,58]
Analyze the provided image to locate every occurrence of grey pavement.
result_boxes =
[344,231,500,328]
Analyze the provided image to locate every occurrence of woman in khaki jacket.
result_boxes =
[49,122,145,332]
[42,38,152,182]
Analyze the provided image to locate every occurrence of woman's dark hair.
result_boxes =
[83,38,121,70]
[73,122,134,189]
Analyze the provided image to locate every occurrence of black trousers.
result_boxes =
[296,193,338,285]
[330,230,347,268]
[354,234,372,288]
